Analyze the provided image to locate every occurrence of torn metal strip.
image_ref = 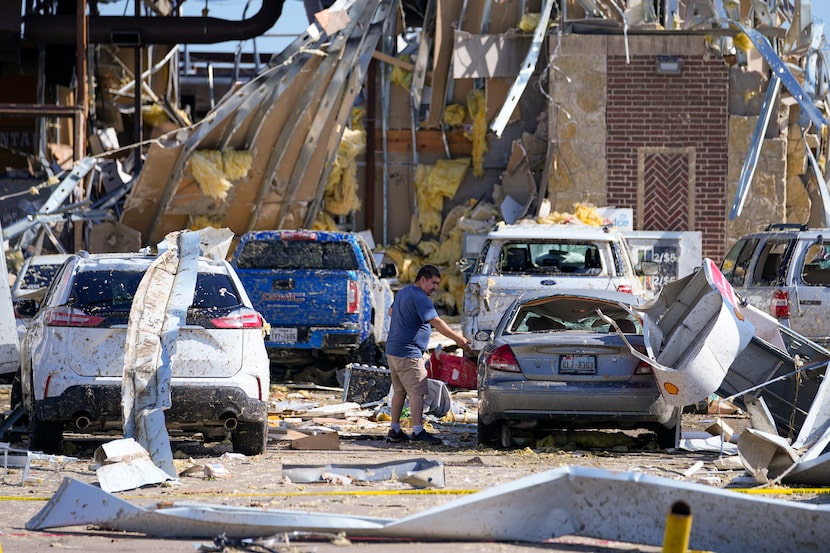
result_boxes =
[3,157,97,240]
[301,1,397,228]
[735,22,828,131]
[730,74,781,219]
[245,2,373,232]
[409,0,434,116]
[269,0,355,66]
[27,466,830,551]
[282,458,445,488]
[490,0,556,137]
[801,127,830,227]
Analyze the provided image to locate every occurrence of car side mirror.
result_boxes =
[15,299,38,317]
[638,261,659,276]
[380,263,398,279]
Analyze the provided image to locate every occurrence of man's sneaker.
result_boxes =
[410,430,442,445]
[386,429,410,443]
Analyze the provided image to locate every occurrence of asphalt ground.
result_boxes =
[2,381,818,553]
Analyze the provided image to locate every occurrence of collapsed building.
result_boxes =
[0,0,829,310]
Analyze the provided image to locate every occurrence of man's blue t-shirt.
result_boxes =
[385,284,438,358]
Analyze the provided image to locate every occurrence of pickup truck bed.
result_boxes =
[230,230,394,369]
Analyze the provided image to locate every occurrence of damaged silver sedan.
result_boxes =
[476,290,679,448]
[19,251,270,456]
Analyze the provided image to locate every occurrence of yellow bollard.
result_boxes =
[663,500,692,553]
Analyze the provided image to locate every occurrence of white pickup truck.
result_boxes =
[462,223,656,353]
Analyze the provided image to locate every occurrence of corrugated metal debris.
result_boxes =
[26,465,830,552]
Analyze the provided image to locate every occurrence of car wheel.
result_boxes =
[232,419,268,456]
[10,371,22,410]
[500,424,513,449]
[654,423,679,449]
[477,417,502,447]
[28,412,64,454]
[353,331,378,365]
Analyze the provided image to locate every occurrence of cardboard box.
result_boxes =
[290,430,340,451]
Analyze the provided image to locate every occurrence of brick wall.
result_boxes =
[606,51,729,260]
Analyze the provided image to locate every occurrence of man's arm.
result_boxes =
[429,316,472,353]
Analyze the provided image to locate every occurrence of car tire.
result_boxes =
[232,419,268,456]
[654,423,679,449]
[10,371,22,410]
[28,412,64,454]
[477,417,502,447]
[353,331,378,365]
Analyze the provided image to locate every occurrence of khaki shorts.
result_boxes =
[387,354,428,397]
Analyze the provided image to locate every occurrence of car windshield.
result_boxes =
[499,241,605,275]
[236,239,358,270]
[508,296,640,334]
[69,270,241,310]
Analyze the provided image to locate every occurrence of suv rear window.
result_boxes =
[70,270,241,311]
[235,240,358,271]
[721,238,759,287]
[20,264,63,290]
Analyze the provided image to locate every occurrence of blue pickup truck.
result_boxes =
[230,230,395,368]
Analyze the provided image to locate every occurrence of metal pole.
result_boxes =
[76,0,88,160]
[133,0,143,174]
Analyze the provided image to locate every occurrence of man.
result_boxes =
[385,264,472,444]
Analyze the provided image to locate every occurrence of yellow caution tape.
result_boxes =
[0,488,480,502]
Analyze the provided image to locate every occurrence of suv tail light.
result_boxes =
[45,306,105,327]
[209,307,264,329]
[616,283,633,294]
[771,289,790,319]
[486,344,521,373]
[346,280,360,314]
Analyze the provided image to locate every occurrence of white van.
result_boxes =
[462,223,655,353]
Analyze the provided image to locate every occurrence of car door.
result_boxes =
[788,239,830,343]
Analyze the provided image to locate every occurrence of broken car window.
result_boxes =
[721,238,759,287]
[750,239,791,286]
[801,243,830,286]
[235,240,359,271]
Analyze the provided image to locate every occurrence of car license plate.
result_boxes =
[271,327,297,343]
[559,355,596,375]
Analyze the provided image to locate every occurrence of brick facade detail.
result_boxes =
[606,55,729,260]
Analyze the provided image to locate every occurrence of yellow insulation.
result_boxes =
[442,104,466,127]
[537,203,604,226]
[190,148,253,201]
[325,126,365,216]
[142,104,169,127]
[190,152,232,200]
[416,158,470,234]
[466,89,488,177]
[351,106,367,131]
[390,54,413,90]
[518,12,541,32]
[312,210,339,231]
[222,148,253,181]
[733,32,753,52]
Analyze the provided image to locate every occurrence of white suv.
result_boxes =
[20,252,270,455]
[462,223,654,353]
[720,224,830,349]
